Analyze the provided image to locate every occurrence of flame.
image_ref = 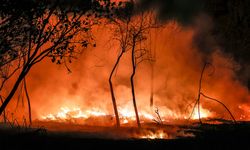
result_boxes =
[41,107,107,121]
[18,19,249,127]
[41,104,213,125]
[238,104,250,120]
[118,107,155,122]
[191,105,212,120]
[140,130,168,139]
[2,16,247,129]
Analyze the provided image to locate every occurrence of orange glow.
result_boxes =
[41,106,107,121]
[191,105,213,120]
[2,15,250,129]
[40,104,213,125]
[238,104,250,120]
[140,130,168,139]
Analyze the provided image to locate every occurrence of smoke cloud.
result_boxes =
[137,0,203,25]
[19,22,249,122]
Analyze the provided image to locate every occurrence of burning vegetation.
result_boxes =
[0,0,250,144]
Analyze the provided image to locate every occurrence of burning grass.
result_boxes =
[39,105,213,126]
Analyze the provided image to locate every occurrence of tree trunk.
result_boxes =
[0,96,6,123]
[109,51,125,127]
[150,63,154,107]
[197,62,207,124]
[130,40,141,128]
[0,66,30,116]
[24,77,32,126]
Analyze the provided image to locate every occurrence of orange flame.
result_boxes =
[238,104,250,120]
[41,104,213,125]
[140,130,168,139]
[41,107,107,121]
[191,105,213,120]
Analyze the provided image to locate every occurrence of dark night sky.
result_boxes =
[138,0,249,62]
[204,0,250,87]
[139,0,250,87]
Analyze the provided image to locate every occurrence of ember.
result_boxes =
[140,130,168,139]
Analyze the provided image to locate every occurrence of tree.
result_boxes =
[106,1,159,127]
[129,11,158,127]
[105,1,135,127]
[189,62,236,124]
[149,54,155,107]
[0,0,101,117]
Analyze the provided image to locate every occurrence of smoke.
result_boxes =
[137,0,203,25]
[2,1,250,123]
[136,0,250,89]
[15,21,247,122]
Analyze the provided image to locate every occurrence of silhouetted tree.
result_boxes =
[107,1,159,127]
[129,10,159,128]
[105,1,135,127]
[0,0,102,117]
[189,62,236,124]
[23,78,31,126]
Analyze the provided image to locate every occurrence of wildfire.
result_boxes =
[38,105,213,140]
[41,107,107,121]
[191,106,212,120]
[41,104,213,125]
[118,107,155,123]
[41,106,156,125]
[140,130,168,139]
[25,14,249,134]
[238,104,250,120]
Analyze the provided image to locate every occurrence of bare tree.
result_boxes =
[149,62,155,107]
[189,62,236,124]
[23,78,32,126]
[108,20,130,127]
[101,0,160,128]
[149,32,156,108]
[130,10,160,128]
[103,1,134,127]
[104,0,159,128]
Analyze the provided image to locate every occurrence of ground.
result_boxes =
[0,121,250,150]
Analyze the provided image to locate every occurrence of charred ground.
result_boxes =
[1,121,250,150]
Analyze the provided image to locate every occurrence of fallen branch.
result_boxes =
[189,62,236,124]
[200,92,236,124]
